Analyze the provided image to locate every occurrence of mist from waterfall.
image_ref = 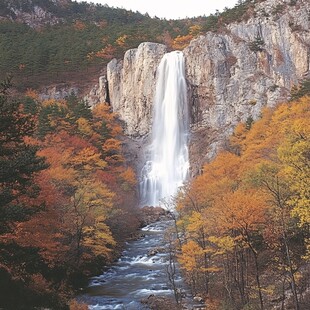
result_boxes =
[140,51,189,207]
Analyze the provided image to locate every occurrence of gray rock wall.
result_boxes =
[184,0,310,170]
[107,42,167,136]
[84,76,109,107]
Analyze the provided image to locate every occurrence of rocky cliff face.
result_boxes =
[84,76,109,107]
[1,0,64,28]
[185,0,310,171]
[95,0,310,174]
[107,42,167,136]
[39,84,79,101]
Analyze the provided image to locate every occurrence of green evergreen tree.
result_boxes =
[0,78,47,232]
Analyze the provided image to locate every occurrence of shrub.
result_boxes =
[290,79,310,101]
[249,36,265,52]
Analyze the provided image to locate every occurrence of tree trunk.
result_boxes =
[282,225,300,310]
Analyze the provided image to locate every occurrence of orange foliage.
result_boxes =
[172,34,193,50]
[176,97,310,304]
[92,103,123,137]
[214,189,268,235]
[73,20,86,31]
[1,88,140,308]
[25,88,39,100]
[115,34,129,47]
[102,138,122,154]
[120,167,137,187]
[16,173,69,265]
[94,44,117,60]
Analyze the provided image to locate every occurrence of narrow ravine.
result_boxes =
[79,220,181,309]
[81,51,190,309]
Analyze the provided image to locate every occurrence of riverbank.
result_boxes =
[78,212,181,309]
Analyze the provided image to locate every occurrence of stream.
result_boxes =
[79,220,182,309]
[79,51,191,310]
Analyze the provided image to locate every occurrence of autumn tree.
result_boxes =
[175,97,310,309]
[214,190,268,309]
[0,79,54,309]
[68,180,115,264]
[0,70,145,309]
[0,78,47,232]
[277,98,310,228]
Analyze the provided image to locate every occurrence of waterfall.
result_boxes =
[140,51,189,207]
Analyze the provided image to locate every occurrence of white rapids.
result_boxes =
[79,221,182,310]
[140,51,189,206]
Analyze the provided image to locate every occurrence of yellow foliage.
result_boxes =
[73,181,114,211]
[102,138,122,153]
[187,211,204,234]
[176,95,310,291]
[276,99,310,226]
[120,167,137,186]
[172,34,193,50]
[189,25,202,36]
[302,238,310,261]
[208,235,235,254]
[25,88,39,100]
[178,240,205,272]
[116,34,129,47]
[77,117,93,136]
[71,147,107,171]
[42,99,67,108]
[82,222,116,257]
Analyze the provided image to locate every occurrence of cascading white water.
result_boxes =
[140,51,189,206]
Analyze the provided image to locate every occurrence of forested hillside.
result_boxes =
[174,92,310,309]
[0,0,260,90]
[0,78,140,309]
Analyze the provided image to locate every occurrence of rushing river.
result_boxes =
[80,220,181,309]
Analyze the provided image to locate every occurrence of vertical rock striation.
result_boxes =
[84,76,109,107]
[107,42,167,136]
[184,0,310,171]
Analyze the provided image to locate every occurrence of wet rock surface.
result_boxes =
[139,206,171,226]
[141,295,180,310]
